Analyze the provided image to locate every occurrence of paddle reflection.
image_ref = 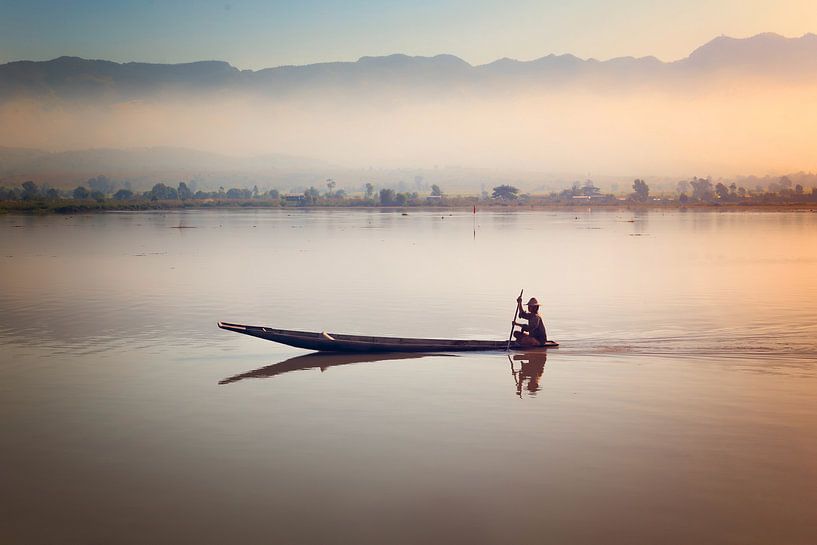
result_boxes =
[219,352,437,385]
[510,352,548,397]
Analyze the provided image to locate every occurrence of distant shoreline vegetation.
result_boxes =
[1,177,816,214]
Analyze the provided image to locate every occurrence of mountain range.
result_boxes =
[2,32,816,180]
[2,33,816,101]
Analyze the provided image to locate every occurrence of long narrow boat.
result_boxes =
[218,321,559,353]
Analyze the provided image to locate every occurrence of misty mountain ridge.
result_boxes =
[2,32,817,101]
[3,32,817,178]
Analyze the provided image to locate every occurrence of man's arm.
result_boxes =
[513,296,529,327]
[512,320,530,331]
[513,314,531,330]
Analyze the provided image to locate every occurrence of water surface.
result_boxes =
[1,209,816,544]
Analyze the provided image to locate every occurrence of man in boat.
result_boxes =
[512,296,548,347]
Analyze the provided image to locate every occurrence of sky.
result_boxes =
[1,0,816,68]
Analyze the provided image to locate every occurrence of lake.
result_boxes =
[1,208,816,545]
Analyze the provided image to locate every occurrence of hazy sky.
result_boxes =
[1,0,816,68]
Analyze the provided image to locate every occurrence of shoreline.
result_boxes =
[1,200,816,215]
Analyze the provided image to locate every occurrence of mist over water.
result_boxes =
[1,209,816,544]
[3,81,817,177]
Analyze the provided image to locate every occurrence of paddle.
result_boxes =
[507,289,524,351]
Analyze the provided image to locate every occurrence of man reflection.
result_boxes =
[511,353,547,397]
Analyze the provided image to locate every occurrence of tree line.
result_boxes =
[1,175,815,210]
[0,177,457,208]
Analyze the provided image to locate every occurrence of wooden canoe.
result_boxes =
[218,321,559,353]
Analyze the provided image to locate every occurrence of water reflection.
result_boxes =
[219,352,439,385]
[4,209,817,545]
[222,351,550,399]
[509,353,547,397]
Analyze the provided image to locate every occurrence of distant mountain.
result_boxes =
[0,57,241,100]
[2,33,816,101]
[681,32,817,73]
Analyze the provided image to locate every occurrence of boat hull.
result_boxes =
[218,322,559,353]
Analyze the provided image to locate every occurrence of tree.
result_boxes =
[690,177,714,201]
[778,176,793,191]
[87,175,112,195]
[676,180,690,196]
[715,182,730,200]
[113,189,134,200]
[334,189,347,199]
[90,190,105,202]
[431,184,443,197]
[795,184,804,195]
[492,185,519,200]
[149,183,177,200]
[21,181,39,200]
[226,188,251,199]
[267,189,280,199]
[379,188,396,205]
[395,193,408,206]
[304,187,320,205]
[631,179,650,202]
[364,183,374,199]
[45,188,60,200]
[326,178,336,197]
[0,187,15,200]
[73,186,90,200]
[252,185,259,199]
[178,182,192,200]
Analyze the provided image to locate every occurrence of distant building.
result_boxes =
[572,194,609,202]
[283,194,305,203]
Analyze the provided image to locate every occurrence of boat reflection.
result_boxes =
[221,351,548,398]
[219,352,442,385]
[509,352,547,397]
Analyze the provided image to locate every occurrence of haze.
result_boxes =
[2,32,817,183]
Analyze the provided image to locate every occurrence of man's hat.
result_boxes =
[527,297,539,307]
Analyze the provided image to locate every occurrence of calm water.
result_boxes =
[1,208,816,545]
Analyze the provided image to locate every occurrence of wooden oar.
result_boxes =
[507,289,523,351]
